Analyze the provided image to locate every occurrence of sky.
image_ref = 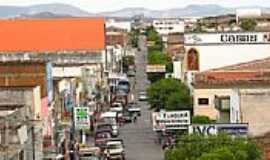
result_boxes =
[0,0,270,13]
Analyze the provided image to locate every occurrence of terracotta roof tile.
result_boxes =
[0,18,105,52]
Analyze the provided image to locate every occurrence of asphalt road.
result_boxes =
[119,36,164,160]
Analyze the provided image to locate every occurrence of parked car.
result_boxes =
[122,112,133,123]
[138,91,148,101]
[110,103,124,113]
[127,70,136,77]
[128,107,141,117]
[79,146,104,160]
[104,139,125,160]
[95,131,112,149]
[96,123,119,137]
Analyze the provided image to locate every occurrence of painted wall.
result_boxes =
[193,88,234,120]
[173,61,182,80]
[185,44,270,71]
[184,32,270,71]
[194,87,270,137]
[0,87,42,119]
[240,88,270,136]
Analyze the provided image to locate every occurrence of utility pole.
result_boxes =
[31,126,35,160]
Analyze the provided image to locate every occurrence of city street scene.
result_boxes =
[1,0,270,160]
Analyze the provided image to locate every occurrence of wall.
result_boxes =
[185,44,270,71]
[0,61,47,97]
[172,61,182,80]
[193,88,233,120]
[240,88,270,137]
[106,20,131,32]
[0,87,41,119]
[194,87,270,137]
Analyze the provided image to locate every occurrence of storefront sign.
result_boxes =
[146,65,166,73]
[185,32,270,45]
[74,107,90,130]
[189,123,248,136]
[152,111,190,131]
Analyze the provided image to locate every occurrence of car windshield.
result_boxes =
[80,157,100,160]
[96,133,111,138]
[108,144,122,149]
[97,125,112,130]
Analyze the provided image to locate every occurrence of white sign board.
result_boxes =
[74,107,90,130]
[185,32,270,45]
[189,123,248,136]
[146,65,166,73]
[152,111,190,131]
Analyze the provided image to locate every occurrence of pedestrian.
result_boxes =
[133,115,137,123]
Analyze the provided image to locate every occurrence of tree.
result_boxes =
[165,133,262,160]
[122,56,135,73]
[147,78,191,111]
[240,19,257,31]
[146,26,163,51]
[129,28,140,47]
[147,50,168,65]
[192,115,215,124]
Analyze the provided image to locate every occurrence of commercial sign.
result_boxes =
[74,107,90,130]
[185,32,270,45]
[152,111,190,131]
[146,65,166,73]
[189,123,248,136]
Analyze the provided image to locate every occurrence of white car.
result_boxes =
[138,91,147,101]
[104,141,125,160]
[110,103,124,113]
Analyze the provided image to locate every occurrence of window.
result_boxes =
[198,98,209,105]
[215,96,230,123]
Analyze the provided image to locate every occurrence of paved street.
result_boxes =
[119,36,164,160]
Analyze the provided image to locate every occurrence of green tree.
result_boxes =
[148,50,168,65]
[129,28,140,47]
[146,26,163,51]
[192,115,215,124]
[240,19,257,31]
[165,133,262,160]
[122,56,135,73]
[147,78,191,111]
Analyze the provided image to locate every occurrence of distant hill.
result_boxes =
[99,5,234,18]
[0,3,269,18]
[20,12,73,18]
[0,3,92,18]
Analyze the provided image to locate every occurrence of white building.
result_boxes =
[153,19,185,35]
[106,19,132,32]
[184,32,270,72]
[236,8,262,23]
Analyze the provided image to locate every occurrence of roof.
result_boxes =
[210,57,270,71]
[167,33,184,44]
[194,57,270,88]
[0,18,105,52]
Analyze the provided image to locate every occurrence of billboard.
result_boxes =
[152,111,190,131]
[146,65,166,73]
[189,123,248,136]
[74,107,90,130]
